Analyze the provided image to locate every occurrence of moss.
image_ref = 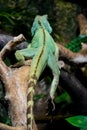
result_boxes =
[53,0,81,43]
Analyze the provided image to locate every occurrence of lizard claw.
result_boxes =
[51,98,55,111]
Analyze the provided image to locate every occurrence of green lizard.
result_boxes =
[15,15,60,130]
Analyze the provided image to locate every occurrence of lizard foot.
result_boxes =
[51,98,55,111]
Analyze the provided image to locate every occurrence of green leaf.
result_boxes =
[65,34,87,52]
[80,128,87,130]
[34,94,45,101]
[0,12,15,25]
[4,57,11,66]
[65,115,87,128]
[55,91,72,103]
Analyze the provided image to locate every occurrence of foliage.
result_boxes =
[0,81,11,125]
[66,115,87,130]
[34,94,45,101]
[0,0,39,39]
[0,0,81,43]
[65,34,87,52]
[53,0,81,42]
[55,91,72,104]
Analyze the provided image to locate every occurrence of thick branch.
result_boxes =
[60,69,87,115]
[58,43,87,64]
[0,34,26,86]
[35,114,72,123]
[77,14,87,35]
[5,66,29,127]
[0,34,26,60]
[0,123,26,130]
[0,34,28,51]
[0,34,28,130]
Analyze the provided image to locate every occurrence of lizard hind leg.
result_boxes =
[47,54,60,110]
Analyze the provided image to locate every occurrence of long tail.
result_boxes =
[27,77,37,130]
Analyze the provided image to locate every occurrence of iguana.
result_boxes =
[15,15,60,130]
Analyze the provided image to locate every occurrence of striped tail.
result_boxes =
[27,77,37,130]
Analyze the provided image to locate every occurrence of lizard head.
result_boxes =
[31,15,52,36]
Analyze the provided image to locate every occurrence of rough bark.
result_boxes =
[0,34,28,130]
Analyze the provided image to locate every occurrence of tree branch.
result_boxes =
[0,34,29,130]
[58,43,87,65]
[0,123,26,130]
[0,34,26,60]
[60,69,87,115]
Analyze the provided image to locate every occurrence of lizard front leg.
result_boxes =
[15,47,37,61]
[14,47,37,67]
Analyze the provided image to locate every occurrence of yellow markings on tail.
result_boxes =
[27,77,37,129]
[27,113,33,119]
[28,86,34,94]
[27,100,34,107]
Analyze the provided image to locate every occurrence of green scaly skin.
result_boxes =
[65,34,87,52]
[15,15,60,130]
